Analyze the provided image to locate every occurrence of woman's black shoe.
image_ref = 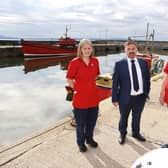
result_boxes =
[86,140,98,148]
[79,144,87,152]
[118,135,125,145]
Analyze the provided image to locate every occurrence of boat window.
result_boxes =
[61,45,76,49]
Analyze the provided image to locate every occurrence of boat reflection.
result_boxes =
[23,55,75,74]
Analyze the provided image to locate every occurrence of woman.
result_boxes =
[160,62,168,105]
[66,39,100,152]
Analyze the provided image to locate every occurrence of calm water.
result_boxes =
[0,52,167,147]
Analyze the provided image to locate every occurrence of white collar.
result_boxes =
[127,57,138,62]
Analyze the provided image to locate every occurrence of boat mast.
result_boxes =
[151,29,155,54]
[146,23,149,42]
[144,22,149,53]
[65,25,71,38]
[65,26,68,38]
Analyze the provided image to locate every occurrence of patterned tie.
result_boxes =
[131,60,139,91]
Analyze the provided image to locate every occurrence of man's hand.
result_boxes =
[112,102,119,107]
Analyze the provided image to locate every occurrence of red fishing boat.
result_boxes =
[21,27,77,58]
[136,53,158,68]
[136,52,164,76]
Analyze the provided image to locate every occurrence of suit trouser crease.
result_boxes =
[74,107,98,146]
[119,94,146,137]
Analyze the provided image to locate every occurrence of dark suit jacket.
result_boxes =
[112,58,150,104]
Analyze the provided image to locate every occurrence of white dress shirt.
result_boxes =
[127,57,143,96]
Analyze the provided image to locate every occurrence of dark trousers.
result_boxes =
[73,107,98,146]
[118,94,146,137]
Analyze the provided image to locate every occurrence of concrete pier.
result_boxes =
[0,78,167,168]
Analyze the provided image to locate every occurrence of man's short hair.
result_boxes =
[124,40,138,48]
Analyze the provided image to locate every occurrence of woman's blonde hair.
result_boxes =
[77,39,94,59]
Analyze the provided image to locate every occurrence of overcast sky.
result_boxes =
[0,0,168,40]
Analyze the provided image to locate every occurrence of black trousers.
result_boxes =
[73,107,98,146]
[118,94,146,137]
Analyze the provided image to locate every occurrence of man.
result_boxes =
[112,40,150,145]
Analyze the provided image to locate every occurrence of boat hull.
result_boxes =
[136,53,159,68]
[21,40,77,58]
[97,86,112,102]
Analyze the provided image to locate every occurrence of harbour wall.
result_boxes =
[0,40,168,57]
[0,46,23,57]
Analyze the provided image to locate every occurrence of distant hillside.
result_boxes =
[0,35,19,40]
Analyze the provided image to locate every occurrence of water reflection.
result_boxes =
[23,55,75,73]
[0,56,23,68]
[0,57,75,147]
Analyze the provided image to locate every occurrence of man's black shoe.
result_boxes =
[79,144,87,152]
[161,144,168,148]
[86,140,98,148]
[119,135,125,145]
[132,134,146,142]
